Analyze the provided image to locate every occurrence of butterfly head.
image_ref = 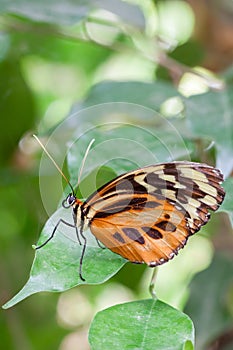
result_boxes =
[62,193,77,208]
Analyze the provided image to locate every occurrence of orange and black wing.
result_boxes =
[84,162,225,266]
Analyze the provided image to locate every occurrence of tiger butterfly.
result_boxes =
[35,138,225,282]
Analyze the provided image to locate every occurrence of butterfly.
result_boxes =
[34,137,225,282]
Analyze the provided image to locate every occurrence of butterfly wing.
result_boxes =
[84,162,225,266]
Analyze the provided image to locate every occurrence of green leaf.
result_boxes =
[184,254,233,349]
[11,26,111,72]
[82,81,179,110]
[0,32,11,62]
[83,82,233,184]
[79,81,233,176]
[170,41,204,67]
[157,41,204,81]
[89,299,195,350]
[0,0,144,27]
[3,207,126,309]
[220,177,233,226]
[0,58,35,164]
[67,122,193,191]
[59,81,194,186]
[184,88,233,176]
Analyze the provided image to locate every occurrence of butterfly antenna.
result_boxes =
[77,138,95,188]
[33,134,75,195]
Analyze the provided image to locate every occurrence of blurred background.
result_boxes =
[0,1,233,349]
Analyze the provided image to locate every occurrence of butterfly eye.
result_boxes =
[62,193,76,208]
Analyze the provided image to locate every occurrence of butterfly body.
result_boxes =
[69,161,225,270]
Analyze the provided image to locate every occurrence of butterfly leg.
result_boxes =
[78,223,87,281]
[95,238,106,249]
[75,226,82,245]
[35,219,78,249]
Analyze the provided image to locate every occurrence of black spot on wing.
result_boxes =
[144,172,181,198]
[145,201,161,208]
[144,172,162,185]
[163,163,177,170]
[93,197,161,219]
[156,221,176,232]
[113,232,125,244]
[99,175,147,197]
[144,173,164,195]
[130,178,148,193]
[108,197,147,211]
[122,227,145,244]
[163,163,180,179]
[161,165,223,204]
[145,168,214,205]
[93,197,145,218]
[142,226,163,239]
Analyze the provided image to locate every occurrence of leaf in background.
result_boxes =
[66,121,193,194]
[0,58,35,164]
[157,40,204,81]
[3,207,126,309]
[0,0,144,27]
[89,299,195,350]
[184,88,233,177]
[220,177,233,226]
[81,81,179,110]
[55,81,193,184]
[184,254,233,350]
[86,82,232,169]
[77,80,233,176]
[0,32,11,62]
[75,80,232,155]
[12,27,111,73]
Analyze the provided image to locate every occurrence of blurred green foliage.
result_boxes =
[0,1,233,350]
